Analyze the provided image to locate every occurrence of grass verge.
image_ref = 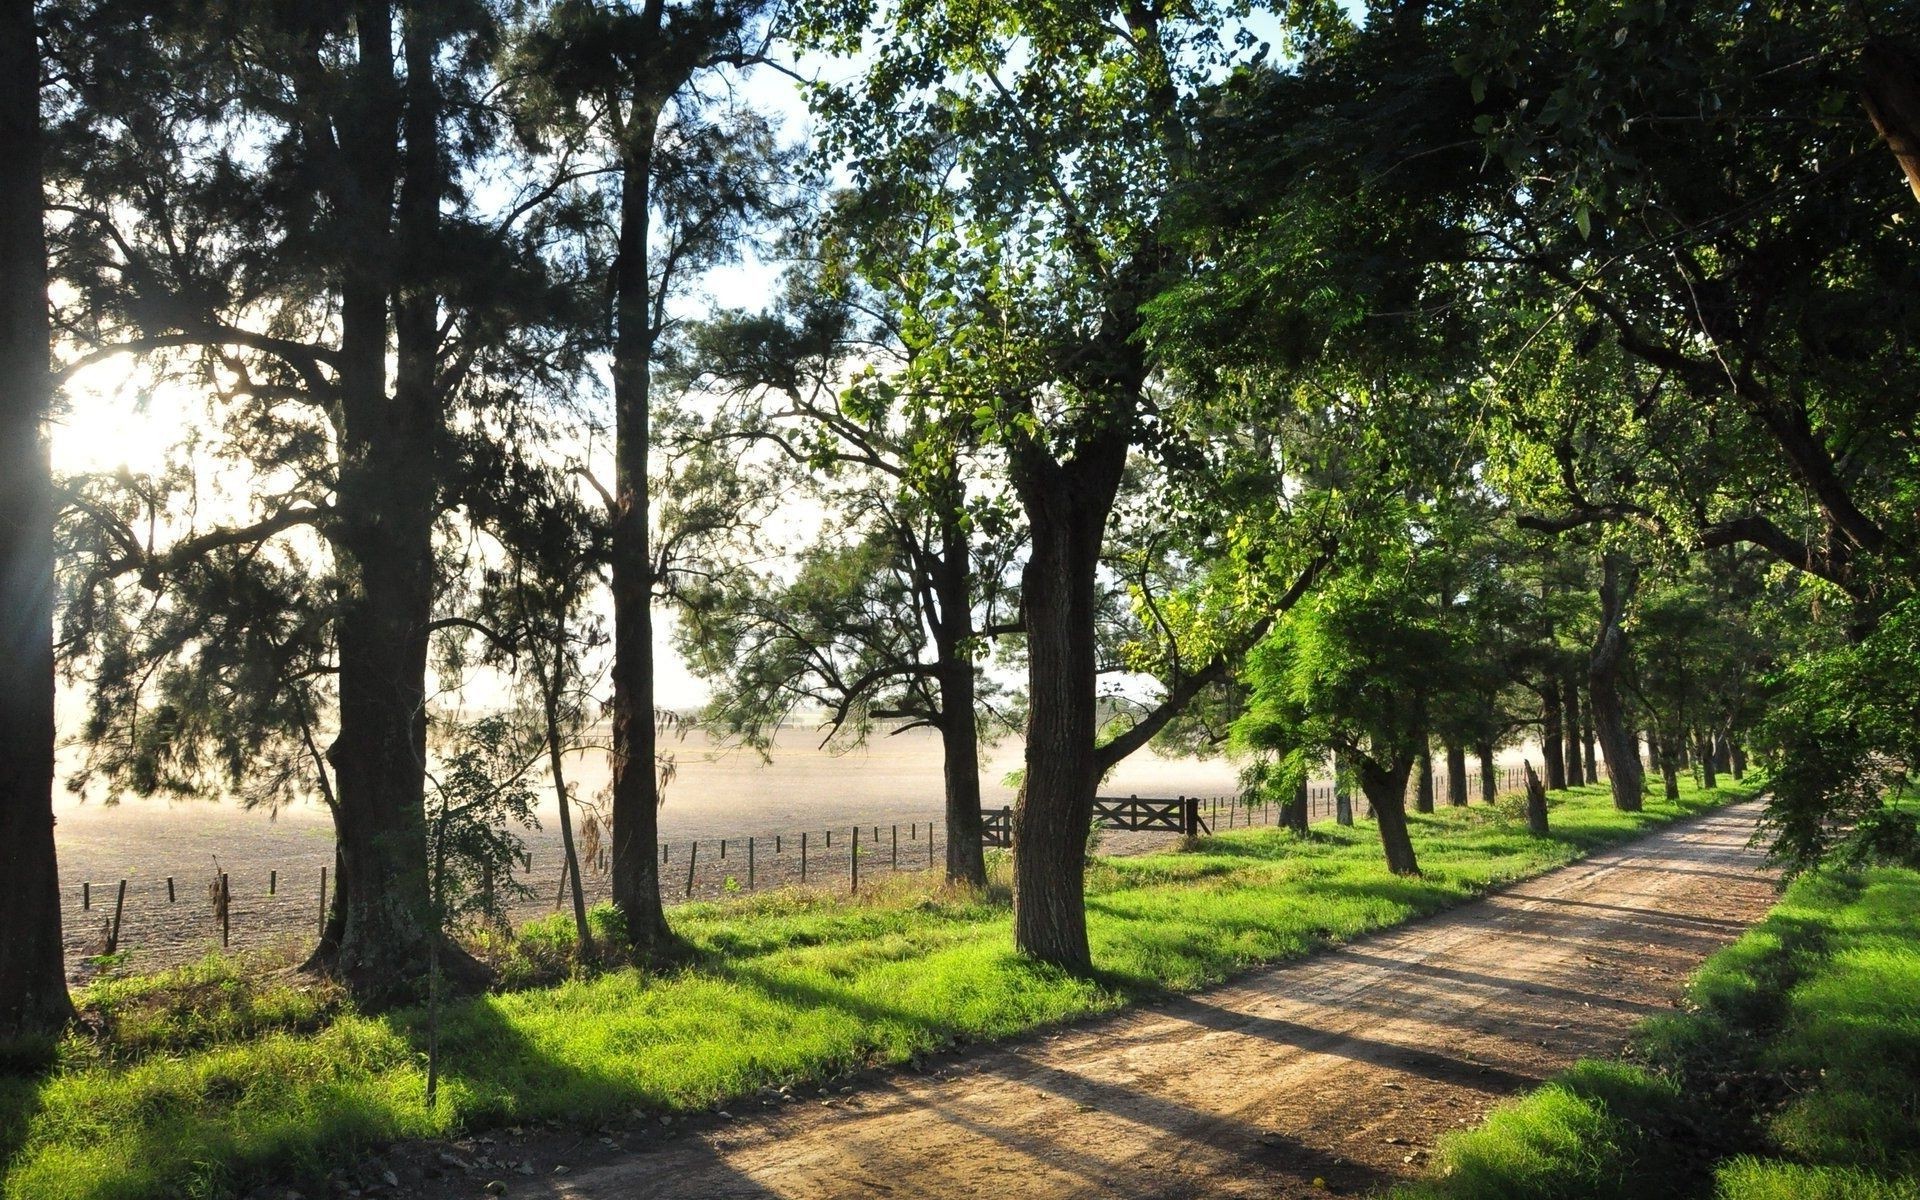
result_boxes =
[1393,862,1920,1200]
[2,774,1765,1200]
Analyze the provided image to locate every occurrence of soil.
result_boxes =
[339,799,1777,1200]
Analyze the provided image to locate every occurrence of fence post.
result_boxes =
[108,880,127,953]
[318,866,328,934]
[851,825,860,894]
[270,869,278,896]
[720,838,726,860]
[219,872,231,948]
[685,841,698,899]
[748,837,756,890]
[891,824,898,869]
[800,831,808,882]
[82,881,90,911]
[1182,795,1196,837]
[167,876,175,904]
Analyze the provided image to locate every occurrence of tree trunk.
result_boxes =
[1445,743,1468,806]
[933,498,987,889]
[1581,710,1597,780]
[313,1,469,1006]
[1477,741,1496,804]
[1010,469,1113,972]
[0,0,74,1040]
[1863,38,1920,205]
[1561,676,1585,787]
[1657,729,1681,800]
[1522,761,1551,836]
[1590,555,1644,811]
[1730,742,1747,780]
[1415,741,1435,813]
[607,112,671,954]
[1698,733,1718,790]
[1540,682,1567,790]
[937,664,988,888]
[542,659,593,959]
[1358,754,1419,875]
[1283,779,1309,834]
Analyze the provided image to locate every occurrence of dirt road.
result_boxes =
[405,800,1776,1200]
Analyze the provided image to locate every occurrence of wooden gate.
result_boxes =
[980,795,1210,846]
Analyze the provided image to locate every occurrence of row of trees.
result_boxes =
[3,0,1915,1041]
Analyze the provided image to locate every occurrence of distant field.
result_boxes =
[52,727,1247,977]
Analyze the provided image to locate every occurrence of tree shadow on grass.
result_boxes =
[0,1070,43,1180]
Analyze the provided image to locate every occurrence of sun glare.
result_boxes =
[52,364,189,478]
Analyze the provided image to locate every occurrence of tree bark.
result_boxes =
[1589,555,1644,811]
[1657,728,1681,800]
[1358,754,1419,875]
[541,655,593,959]
[1697,732,1718,790]
[1010,463,1115,972]
[1581,710,1597,780]
[313,0,471,1005]
[1730,742,1747,780]
[1540,681,1567,790]
[0,0,74,1040]
[1477,741,1497,804]
[933,497,987,888]
[1283,779,1309,834]
[1862,38,1920,206]
[937,660,988,888]
[1415,740,1435,813]
[1445,743,1468,806]
[1561,675,1585,787]
[607,105,672,954]
[1522,761,1550,836]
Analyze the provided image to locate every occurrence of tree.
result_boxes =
[1234,555,1469,876]
[796,0,1302,969]
[50,0,579,1003]
[515,0,785,954]
[679,237,1027,889]
[0,0,74,1043]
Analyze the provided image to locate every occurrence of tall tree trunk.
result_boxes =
[0,0,73,1040]
[937,661,988,888]
[1590,555,1644,811]
[1581,711,1597,780]
[316,0,465,1005]
[1477,741,1496,804]
[1445,743,1468,806]
[1657,728,1681,800]
[1358,754,1419,875]
[1540,682,1567,790]
[1562,676,1585,787]
[1010,459,1115,971]
[1730,742,1747,780]
[933,499,987,888]
[608,111,671,953]
[1414,739,1435,813]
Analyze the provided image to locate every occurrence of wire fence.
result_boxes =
[60,757,1611,979]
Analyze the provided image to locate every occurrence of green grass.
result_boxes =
[0,775,1764,1200]
[1395,863,1920,1200]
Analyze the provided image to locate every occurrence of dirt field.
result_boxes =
[366,799,1777,1200]
[53,727,1249,978]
